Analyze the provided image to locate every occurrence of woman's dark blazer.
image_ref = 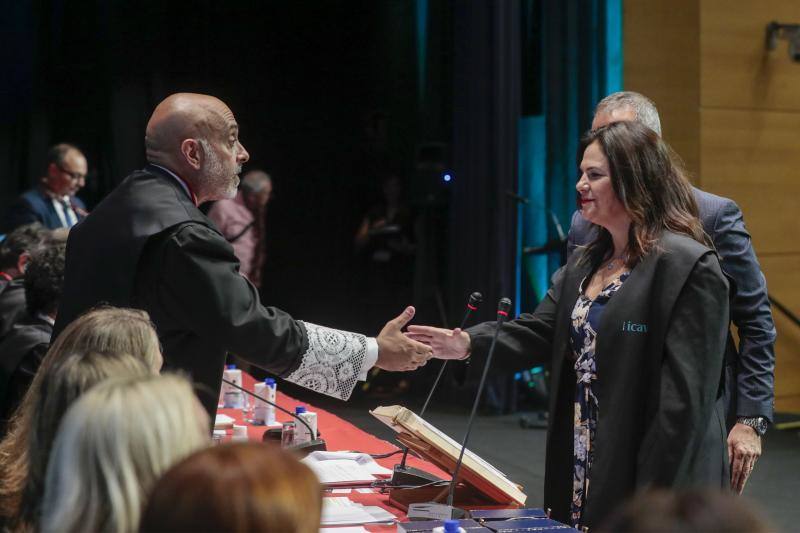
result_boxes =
[467,231,730,529]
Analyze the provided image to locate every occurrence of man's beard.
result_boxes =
[200,140,240,200]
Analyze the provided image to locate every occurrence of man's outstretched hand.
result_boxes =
[375,306,433,371]
[405,325,471,360]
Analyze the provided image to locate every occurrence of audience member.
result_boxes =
[598,488,774,533]
[41,374,209,533]
[0,224,50,339]
[140,442,322,533]
[0,242,66,432]
[207,169,272,288]
[0,307,162,529]
[3,143,89,232]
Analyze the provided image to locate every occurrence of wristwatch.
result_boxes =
[737,416,768,437]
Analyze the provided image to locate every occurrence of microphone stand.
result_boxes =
[220,377,327,455]
[407,297,511,521]
[390,293,483,488]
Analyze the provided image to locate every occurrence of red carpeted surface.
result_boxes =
[217,373,450,530]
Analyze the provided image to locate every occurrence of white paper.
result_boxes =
[304,459,376,485]
[304,451,393,476]
[320,527,368,533]
[214,413,235,429]
[321,497,387,526]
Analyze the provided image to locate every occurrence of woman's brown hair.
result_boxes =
[139,442,323,533]
[0,306,161,529]
[579,121,710,268]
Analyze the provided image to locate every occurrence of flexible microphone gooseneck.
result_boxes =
[220,377,327,454]
[396,292,483,473]
[445,297,511,508]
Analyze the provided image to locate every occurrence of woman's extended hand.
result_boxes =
[405,325,471,360]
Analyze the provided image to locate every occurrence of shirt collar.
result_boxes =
[35,312,55,326]
[149,164,199,206]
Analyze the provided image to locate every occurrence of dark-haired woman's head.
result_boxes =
[576,120,708,266]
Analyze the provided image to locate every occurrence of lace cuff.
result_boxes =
[283,322,367,401]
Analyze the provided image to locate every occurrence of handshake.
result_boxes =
[374,306,472,371]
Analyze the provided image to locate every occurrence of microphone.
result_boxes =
[407,297,512,521]
[391,292,483,486]
[220,377,327,455]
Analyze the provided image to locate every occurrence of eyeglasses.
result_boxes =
[57,165,86,181]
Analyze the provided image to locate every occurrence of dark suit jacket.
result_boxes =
[54,167,308,418]
[0,314,52,433]
[3,188,87,232]
[567,187,776,422]
[468,232,729,529]
[0,280,27,341]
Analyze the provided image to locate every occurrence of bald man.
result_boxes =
[54,93,435,418]
[207,170,272,288]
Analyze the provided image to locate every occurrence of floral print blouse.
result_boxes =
[568,271,630,529]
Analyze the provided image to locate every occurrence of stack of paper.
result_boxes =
[304,451,393,476]
[302,459,376,486]
[214,413,235,430]
[302,450,395,486]
[321,497,396,526]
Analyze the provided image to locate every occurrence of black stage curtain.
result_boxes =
[448,1,521,324]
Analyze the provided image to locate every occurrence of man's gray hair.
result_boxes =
[595,91,662,136]
[241,170,272,194]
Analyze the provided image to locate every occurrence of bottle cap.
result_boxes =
[265,378,276,386]
[444,519,459,533]
[226,364,236,369]
[295,406,307,414]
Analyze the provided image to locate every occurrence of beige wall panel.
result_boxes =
[701,0,800,111]
[759,255,800,412]
[624,0,700,175]
[700,108,800,254]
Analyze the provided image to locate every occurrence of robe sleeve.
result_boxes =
[636,252,729,486]
[466,268,562,365]
[152,223,370,400]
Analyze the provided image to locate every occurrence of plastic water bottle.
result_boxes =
[294,405,317,443]
[253,378,277,425]
[222,364,244,409]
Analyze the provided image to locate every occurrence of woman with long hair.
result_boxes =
[0,306,163,530]
[41,374,209,533]
[407,121,730,530]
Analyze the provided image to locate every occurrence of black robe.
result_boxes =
[55,167,368,418]
[468,232,729,529]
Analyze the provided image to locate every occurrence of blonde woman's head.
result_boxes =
[0,306,163,527]
[46,306,163,373]
[41,373,209,533]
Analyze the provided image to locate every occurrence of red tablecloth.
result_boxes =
[217,374,450,530]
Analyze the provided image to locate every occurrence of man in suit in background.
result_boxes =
[3,143,89,233]
[567,91,775,494]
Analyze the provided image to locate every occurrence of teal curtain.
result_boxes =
[517,0,623,312]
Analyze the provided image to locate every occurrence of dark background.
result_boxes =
[0,1,528,337]
[1,1,461,331]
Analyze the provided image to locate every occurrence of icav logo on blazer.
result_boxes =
[622,320,648,333]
